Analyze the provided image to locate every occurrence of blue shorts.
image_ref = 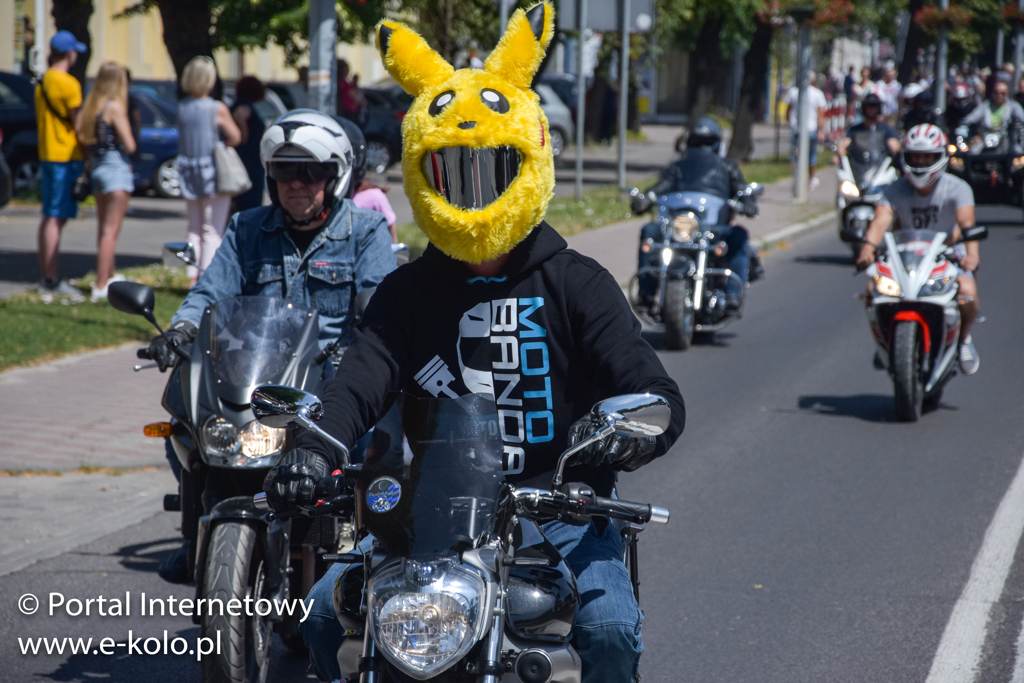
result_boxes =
[40,160,84,219]
[90,151,134,194]
[790,132,819,167]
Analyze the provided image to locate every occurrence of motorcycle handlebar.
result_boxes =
[584,496,671,525]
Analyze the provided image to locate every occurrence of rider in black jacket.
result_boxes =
[632,117,759,311]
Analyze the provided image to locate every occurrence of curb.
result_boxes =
[753,209,834,252]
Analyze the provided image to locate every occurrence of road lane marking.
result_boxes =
[927,452,1024,683]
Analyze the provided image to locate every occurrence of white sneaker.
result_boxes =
[959,336,980,375]
[809,176,821,190]
[90,273,126,303]
[38,279,85,304]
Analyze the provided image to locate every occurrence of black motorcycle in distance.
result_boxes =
[250,387,672,683]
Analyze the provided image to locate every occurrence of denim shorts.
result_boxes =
[40,160,84,219]
[790,132,819,166]
[90,151,134,194]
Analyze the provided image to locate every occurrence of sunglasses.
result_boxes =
[268,162,336,184]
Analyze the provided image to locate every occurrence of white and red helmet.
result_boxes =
[902,124,948,190]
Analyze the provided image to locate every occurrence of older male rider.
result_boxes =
[142,109,396,582]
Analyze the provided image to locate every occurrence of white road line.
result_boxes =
[927,452,1024,683]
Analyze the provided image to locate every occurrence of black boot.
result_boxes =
[158,543,192,584]
[749,254,765,282]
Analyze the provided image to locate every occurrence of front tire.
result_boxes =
[663,279,695,351]
[154,159,182,198]
[892,321,923,422]
[201,522,271,683]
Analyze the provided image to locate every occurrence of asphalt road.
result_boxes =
[1,206,1022,682]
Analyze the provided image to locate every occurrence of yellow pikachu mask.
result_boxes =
[376,2,556,264]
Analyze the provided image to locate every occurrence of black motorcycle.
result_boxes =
[108,280,348,683]
[947,124,1024,206]
[250,386,671,682]
[628,184,763,350]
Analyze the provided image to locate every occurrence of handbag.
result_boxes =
[213,143,252,197]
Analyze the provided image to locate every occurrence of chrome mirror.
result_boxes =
[591,393,671,437]
[163,241,197,267]
[251,384,323,428]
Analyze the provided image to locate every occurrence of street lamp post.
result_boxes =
[617,0,630,190]
[308,0,337,115]
[1017,0,1024,82]
[935,0,948,112]
[789,6,814,203]
[575,0,587,201]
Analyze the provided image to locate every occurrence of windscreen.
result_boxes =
[364,394,504,558]
[658,192,727,225]
[891,229,941,273]
[208,297,316,400]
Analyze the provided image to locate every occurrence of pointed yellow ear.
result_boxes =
[375,20,454,96]
[484,1,555,89]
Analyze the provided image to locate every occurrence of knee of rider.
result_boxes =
[575,620,644,660]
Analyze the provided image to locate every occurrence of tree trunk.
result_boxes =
[685,16,731,123]
[899,0,927,85]
[157,0,214,85]
[51,0,94,83]
[728,17,773,161]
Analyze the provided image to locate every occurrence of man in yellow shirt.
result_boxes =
[35,30,87,303]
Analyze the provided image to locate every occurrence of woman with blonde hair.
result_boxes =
[76,60,136,301]
[176,55,241,281]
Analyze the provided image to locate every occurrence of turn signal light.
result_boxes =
[143,422,173,438]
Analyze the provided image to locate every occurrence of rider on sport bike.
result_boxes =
[631,116,760,311]
[835,93,901,162]
[960,78,1024,146]
[141,109,396,581]
[856,124,981,375]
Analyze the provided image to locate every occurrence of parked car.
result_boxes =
[361,86,405,173]
[536,83,573,158]
[0,70,41,195]
[130,90,181,198]
[0,129,11,208]
[267,82,308,111]
[539,72,578,122]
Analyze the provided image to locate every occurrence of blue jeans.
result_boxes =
[40,160,83,218]
[301,520,642,683]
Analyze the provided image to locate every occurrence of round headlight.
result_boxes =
[671,212,698,242]
[840,179,860,199]
[202,416,240,457]
[370,560,486,679]
[873,275,901,297]
[239,420,286,458]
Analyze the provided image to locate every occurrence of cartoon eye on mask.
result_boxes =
[376,2,556,265]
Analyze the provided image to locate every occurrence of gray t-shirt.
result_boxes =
[879,174,974,232]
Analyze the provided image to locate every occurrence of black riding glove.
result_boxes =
[568,419,658,472]
[139,321,196,371]
[262,448,331,513]
[630,192,653,215]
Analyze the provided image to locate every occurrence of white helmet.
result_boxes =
[260,109,354,216]
[902,124,948,190]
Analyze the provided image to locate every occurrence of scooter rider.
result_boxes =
[631,116,757,311]
[262,5,687,682]
[946,83,978,132]
[835,93,901,162]
[142,109,396,582]
[856,124,981,375]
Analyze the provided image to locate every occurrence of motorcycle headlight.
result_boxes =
[239,420,286,458]
[202,416,240,457]
[660,246,674,266]
[950,157,965,172]
[671,212,699,242]
[369,559,487,680]
[873,275,901,297]
[921,274,956,296]
[839,179,860,199]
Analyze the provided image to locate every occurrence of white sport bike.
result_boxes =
[859,226,987,421]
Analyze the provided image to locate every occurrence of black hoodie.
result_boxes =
[302,223,685,495]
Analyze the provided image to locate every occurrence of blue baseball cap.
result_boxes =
[50,30,87,54]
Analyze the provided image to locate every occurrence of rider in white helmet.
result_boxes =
[857,123,982,374]
[143,109,396,583]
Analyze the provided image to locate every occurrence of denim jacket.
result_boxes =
[172,200,396,348]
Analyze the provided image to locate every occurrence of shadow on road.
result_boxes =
[797,394,894,422]
[115,536,181,574]
[794,254,854,267]
[39,628,201,682]
[642,329,735,350]
[127,206,186,220]
[0,250,160,285]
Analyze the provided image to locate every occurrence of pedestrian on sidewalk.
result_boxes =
[176,56,241,282]
[784,71,827,190]
[229,75,267,213]
[76,61,137,302]
[34,30,87,303]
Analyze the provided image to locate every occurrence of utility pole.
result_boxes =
[997,29,1006,67]
[1017,0,1024,83]
[308,0,337,114]
[34,0,45,77]
[790,7,813,203]
[574,0,587,201]
[499,0,510,36]
[616,0,630,190]
[935,0,948,112]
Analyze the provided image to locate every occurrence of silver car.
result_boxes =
[536,83,574,158]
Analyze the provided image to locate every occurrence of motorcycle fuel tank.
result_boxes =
[505,518,578,642]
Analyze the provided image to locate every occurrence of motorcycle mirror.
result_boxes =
[108,281,158,327]
[251,384,324,429]
[162,241,197,267]
[748,182,765,197]
[961,225,988,242]
[591,393,671,437]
